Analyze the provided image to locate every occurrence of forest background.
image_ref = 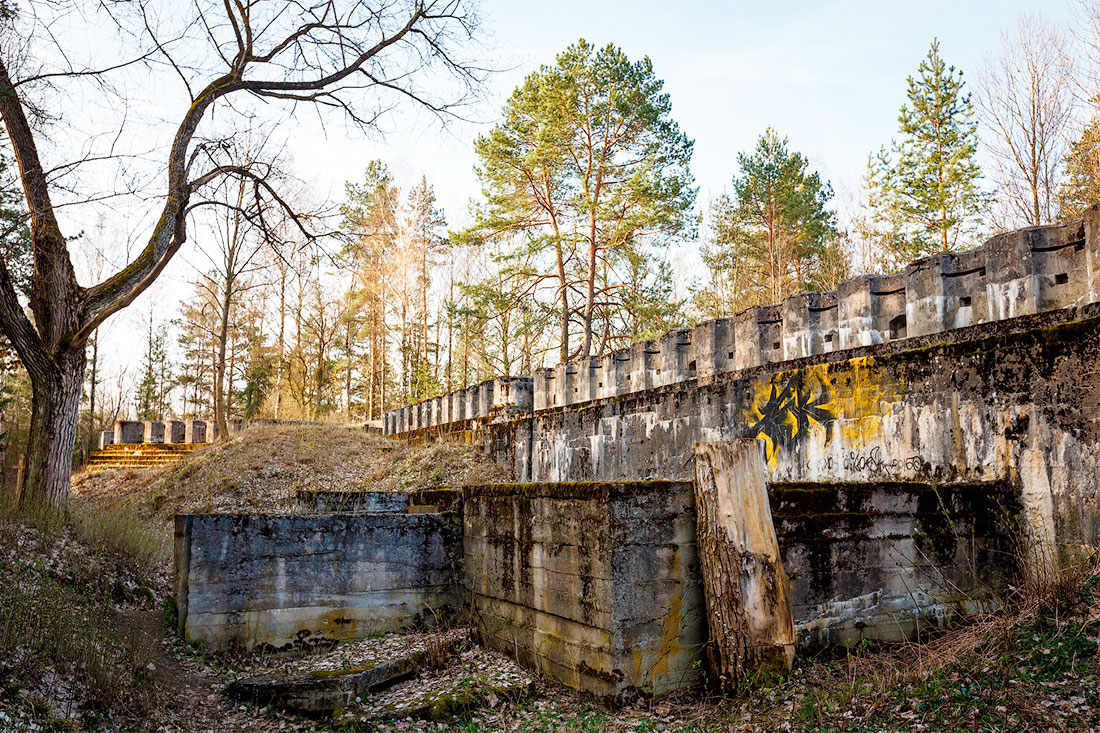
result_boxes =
[1,0,1097,469]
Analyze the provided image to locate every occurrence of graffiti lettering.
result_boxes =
[842,446,927,477]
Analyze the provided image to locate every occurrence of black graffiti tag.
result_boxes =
[747,373,835,461]
[842,446,928,477]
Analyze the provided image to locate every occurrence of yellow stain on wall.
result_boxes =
[743,357,904,466]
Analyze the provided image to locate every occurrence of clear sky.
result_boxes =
[291,0,1076,230]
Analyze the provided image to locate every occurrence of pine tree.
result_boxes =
[135,318,169,420]
[467,39,696,359]
[1057,118,1100,220]
[700,128,839,312]
[877,39,984,258]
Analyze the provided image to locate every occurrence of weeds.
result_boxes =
[0,567,157,719]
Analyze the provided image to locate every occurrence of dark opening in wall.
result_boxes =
[824,333,834,343]
[687,360,697,377]
[1055,272,1070,285]
[889,313,907,340]
[772,341,781,351]
[960,296,972,307]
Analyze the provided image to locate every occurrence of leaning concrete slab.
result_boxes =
[694,441,795,682]
[174,512,461,651]
[227,629,469,713]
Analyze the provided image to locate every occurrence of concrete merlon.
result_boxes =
[492,377,533,413]
[870,273,906,345]
[533,368,552,411]
[692,319,733,379]
[1032,217,1089,312]
[656,328,692,387]
[781,291,838,360]
[597,350,630,399]
[553,363,575,407]
[185,420,207,444]
[733,306,781,370]
[478,380,495,417]
[165,420,186,443]
[143,420,165,444]
[115,420,144,444]
[905,253,951,338]
[575,358,600,403]
[984,227,1037,320]
[99,430,114,450]
[629,341,658,393]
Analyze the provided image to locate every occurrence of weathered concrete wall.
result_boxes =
[388,213,1100,443]
[771,480,1018,647]
[502,307,1100,565]
[462,482,706,699]
[174,513,461,651]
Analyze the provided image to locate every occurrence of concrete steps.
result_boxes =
[84,442,205,471]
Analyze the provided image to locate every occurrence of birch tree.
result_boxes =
[978,13,1074,228]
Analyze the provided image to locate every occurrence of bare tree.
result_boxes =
[978,12,1075,228]
[0,0,483,510]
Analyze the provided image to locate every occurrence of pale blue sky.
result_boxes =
[293,0,1077,229]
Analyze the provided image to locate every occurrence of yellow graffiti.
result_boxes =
[743,357,903,466]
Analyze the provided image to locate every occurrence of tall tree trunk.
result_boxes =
[214,281,232,442]
[22,348,86,511]
[84,329,99,464]
[582,237,597,356]
[275,266,286,420]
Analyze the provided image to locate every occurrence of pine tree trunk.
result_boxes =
[21,348,85,512]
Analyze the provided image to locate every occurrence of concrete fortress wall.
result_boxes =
[384,211,1100,435]
[174,512,461,651]
[462,482,705,699]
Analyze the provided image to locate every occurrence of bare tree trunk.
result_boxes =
[23,349,85,512]
[84,329,99,464]
[214,280,232,442]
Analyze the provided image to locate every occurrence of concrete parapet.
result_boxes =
[656,328,692,387]
[99,430,114,450]
[114,420,143,444]
[385,213,1100,437]
[143,421,165,444]
[782,291,838,360]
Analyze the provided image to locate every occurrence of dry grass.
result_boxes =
[71,424,507,538]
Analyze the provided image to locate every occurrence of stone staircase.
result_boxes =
[85,442,204,472]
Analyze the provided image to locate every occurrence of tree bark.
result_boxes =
[693,440,795,689]
[23,349,86,512]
